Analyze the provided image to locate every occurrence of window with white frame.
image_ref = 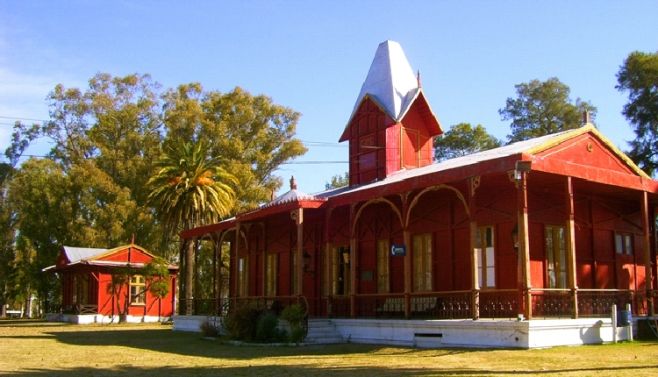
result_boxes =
[238,257,248,297]
[130,275,146,305]
[545,225,567,288]
[615,233,633,255]
[475,226,496,289]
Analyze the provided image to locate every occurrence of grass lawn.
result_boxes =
[1,320,658,376]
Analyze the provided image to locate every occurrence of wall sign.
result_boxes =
[390,244,406,256]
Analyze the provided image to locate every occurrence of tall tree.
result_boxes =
[434,123,501,161]
[616,51,658,175]
[0,163,16,316]
[162,85,307,212]
[147,141,236,314]
[7,159,71,314]
[500,78,597,143]
[7,73,167,255]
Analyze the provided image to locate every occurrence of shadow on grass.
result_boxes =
[4,363,658,377]
[3,325,658,376]
[44,327,410,359]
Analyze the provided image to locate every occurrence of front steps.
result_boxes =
[305,319,345,344]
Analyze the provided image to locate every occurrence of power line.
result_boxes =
[0,115,48,123]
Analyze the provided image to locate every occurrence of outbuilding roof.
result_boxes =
[44,244,178,272]
[62,246,107,264]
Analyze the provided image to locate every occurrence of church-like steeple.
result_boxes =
[340,41,442,186]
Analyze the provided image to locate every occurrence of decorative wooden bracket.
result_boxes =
[469,176,481,197]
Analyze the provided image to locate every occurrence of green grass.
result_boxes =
[1,320,658,376]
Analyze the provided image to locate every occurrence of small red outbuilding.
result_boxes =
[45,243,178,324]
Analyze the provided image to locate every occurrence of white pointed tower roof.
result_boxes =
[352,40,419,121]
[340,40,441,142]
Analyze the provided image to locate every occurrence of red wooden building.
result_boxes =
[177,41,658,347]
[45,243,178,324]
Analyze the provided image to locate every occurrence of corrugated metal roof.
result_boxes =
[63,246,107,263]
[329,127,583,198]
[263,188,323,208]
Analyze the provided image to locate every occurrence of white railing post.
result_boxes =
[611,304,617,343]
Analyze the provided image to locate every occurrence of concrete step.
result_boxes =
[306,319,345,344]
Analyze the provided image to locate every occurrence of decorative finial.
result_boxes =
[290,176,297,190]
[417,70,422,88]
[582,110,591,125]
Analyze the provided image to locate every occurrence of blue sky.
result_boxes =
[0,1,656,194]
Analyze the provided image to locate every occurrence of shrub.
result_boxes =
[255,310,285,342]
[200,319,220,337]
[223,304,261,341]
[280,303,306,343]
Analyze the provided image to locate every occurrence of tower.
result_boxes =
[339,40,442,186]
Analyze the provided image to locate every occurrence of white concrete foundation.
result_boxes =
[171,315,634,349]
[46,313,170,324]
[331,317,633,348]
[172,315,222,332]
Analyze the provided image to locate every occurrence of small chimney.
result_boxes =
[417,70,422,88]
[582,111,591,125]
[290,176,297,190]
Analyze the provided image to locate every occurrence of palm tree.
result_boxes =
[148,141,236,315]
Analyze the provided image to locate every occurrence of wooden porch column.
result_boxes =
[260,224,267,296]
[641,191,655,316]
[184,237,196,315]
[403,228,411,319]
[178,240,186,314]
[323,207,333,316]
[294,208,304,296]
[234,223,241,298]
[469,176,480,320]
[212,233,218,310]
[565,177,579,318]
[402,192,412,319]
[517,170,532,319]
[349,204,357,318]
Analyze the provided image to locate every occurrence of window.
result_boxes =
[545,226,567,288]
[615,233,633,255]
[238,257,248,297]
[290,252,298,295]
[475,226,496,289]
[130,275,145,305]
[265,253,277,296]
[413,233,432,292]
[327,246,350,295]
[377,239,390,293]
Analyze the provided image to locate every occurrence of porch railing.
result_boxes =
[180,289,655,320]
[61,304,98,315]
[479,289,520,319]
[529,289,572,318]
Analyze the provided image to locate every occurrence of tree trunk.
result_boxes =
[185,239,195,315]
